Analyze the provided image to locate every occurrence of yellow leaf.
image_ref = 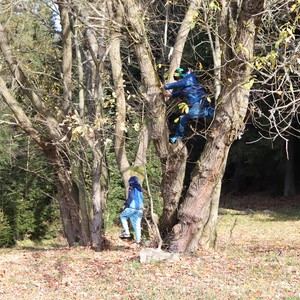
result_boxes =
[178,102,186,109]
[243,78,255,89]
[178,102,189,114]
[183,106,189,114]
[290,4,296,12]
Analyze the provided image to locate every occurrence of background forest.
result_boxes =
[0,0,299,249]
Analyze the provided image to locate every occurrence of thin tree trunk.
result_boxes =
[108,1,131,189]
[134,124,151,177]
[108,0,152,190]
[58,1,72,115]
[168,0,203,79]
[77,157,91,245]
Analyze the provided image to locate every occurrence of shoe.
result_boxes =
[169,136,182,143]
[119,232,131,238]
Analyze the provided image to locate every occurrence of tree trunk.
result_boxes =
[168,0,202,79]
[80,7,109,248]
[90,149,103,251]
[108,1,131,189]
[160,0,204,234]
[160,142,187,236]
[58,1,72,115]
[77,157,91,245]
[170,0,266,253]
[200,165,223,249]
[73,19,91,245]
[53,152,82,245]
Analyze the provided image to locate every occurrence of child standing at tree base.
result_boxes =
[119,176,144,244]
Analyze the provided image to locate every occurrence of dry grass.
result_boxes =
[0,209,299,300]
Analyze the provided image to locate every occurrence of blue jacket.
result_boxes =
[163,73,207,105]
[124,176,144,210]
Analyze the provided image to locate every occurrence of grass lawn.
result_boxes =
[0,208,299,300]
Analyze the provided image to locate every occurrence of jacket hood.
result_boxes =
[129,176,142,191]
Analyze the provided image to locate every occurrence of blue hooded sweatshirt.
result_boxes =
[124,176,144,210]
[163,72,207,106]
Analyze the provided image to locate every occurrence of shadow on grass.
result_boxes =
[219,207,300,221]
[263,208,300,222]
[16,244,68,252]
[8,237,69,252]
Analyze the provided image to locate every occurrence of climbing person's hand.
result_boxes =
[164,91,171,98]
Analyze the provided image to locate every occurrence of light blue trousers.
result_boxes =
[120,208,143,243]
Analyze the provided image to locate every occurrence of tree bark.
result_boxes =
[108,0,131,189]
[90,148,103,251]
[170,0,266,253]
[52,150,82,245]
[58,1,73,115]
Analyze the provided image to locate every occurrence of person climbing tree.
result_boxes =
[119,176,144,245]
[163,68,215,143]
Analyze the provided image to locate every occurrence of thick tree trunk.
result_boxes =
[200,165,223,249]
[54,154,82,245]
[73,20,91,246]
[170,0,266,253]
[134,124,151,173]
[160,142,187,236]
[90,150,103,251]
